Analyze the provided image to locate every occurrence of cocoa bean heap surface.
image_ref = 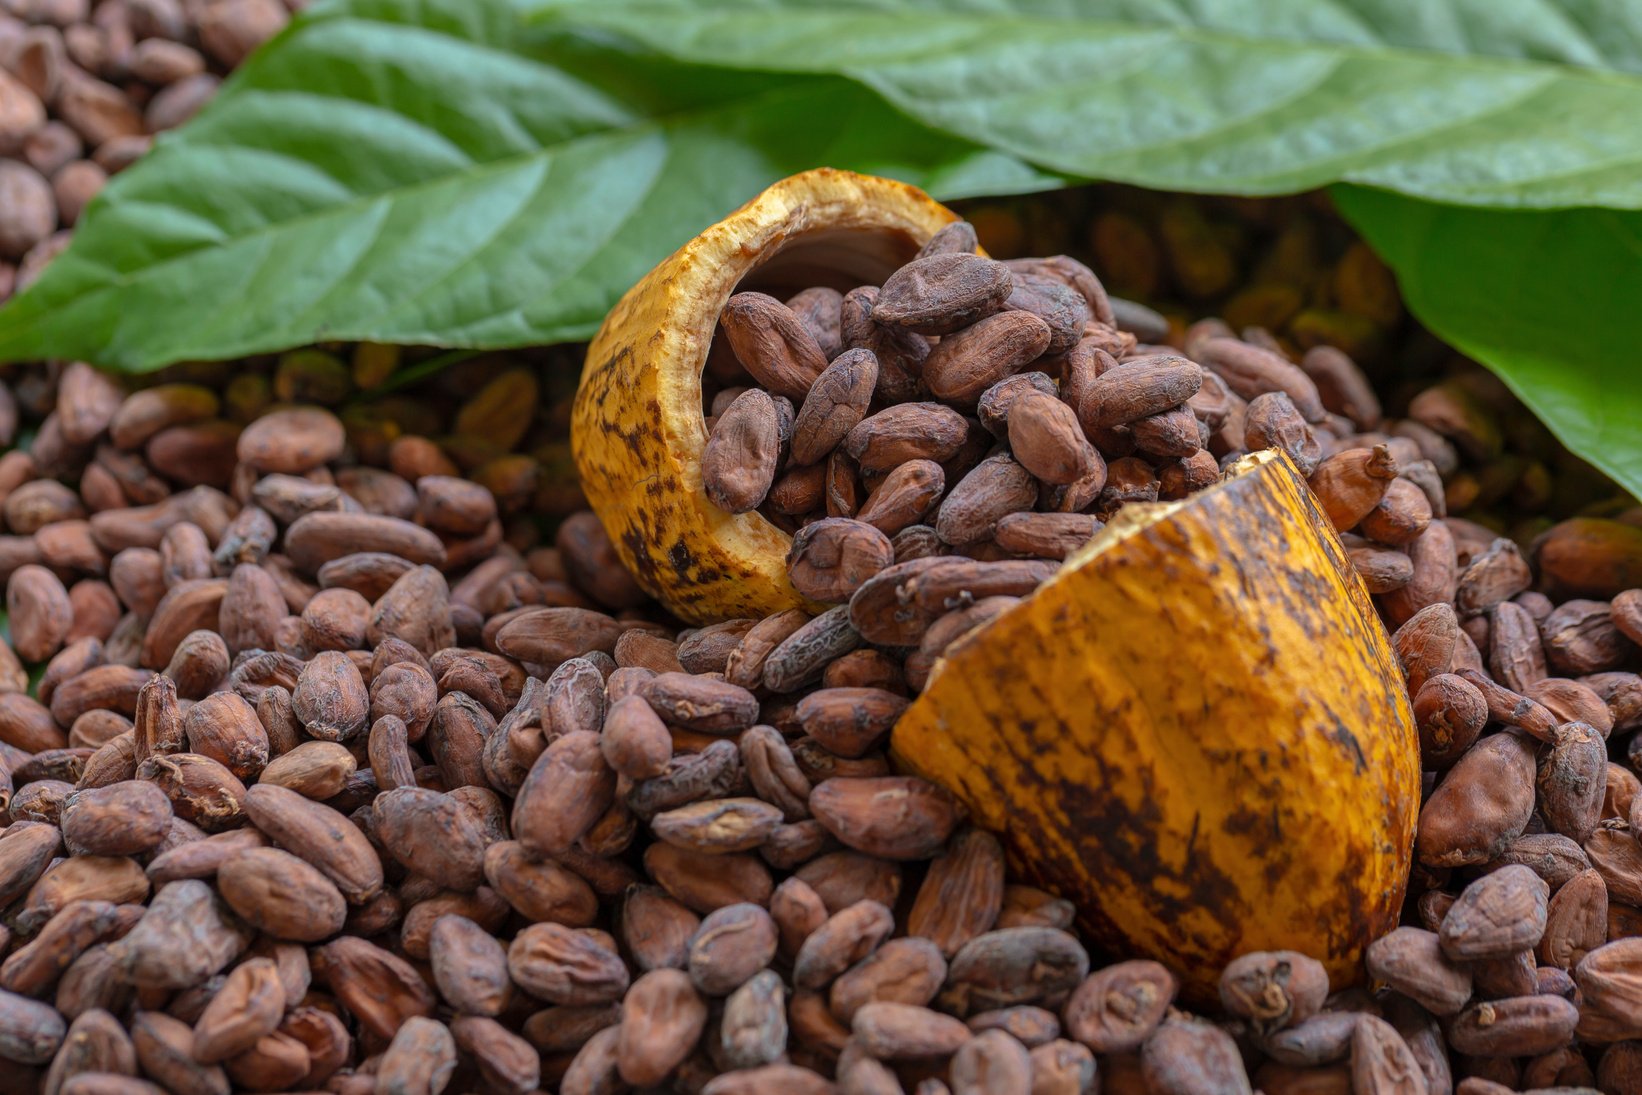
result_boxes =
[0,109,1640,1088]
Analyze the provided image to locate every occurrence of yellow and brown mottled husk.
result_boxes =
[891,451,1419,1001]
[572,168,961,624]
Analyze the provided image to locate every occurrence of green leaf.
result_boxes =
[0,0,1060,371]
[541,0,1642,208]
[1333,185,1642,501]
[542,0,1642,498]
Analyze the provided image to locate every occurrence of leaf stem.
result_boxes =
[374,348,483,393]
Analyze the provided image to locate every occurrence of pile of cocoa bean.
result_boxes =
[959,183,1619,543]
[0,0,295,301]
[695,221,1626,701]
[689,220,1642,1091]
[0,209,1634,1095]
[966,187,1408,374]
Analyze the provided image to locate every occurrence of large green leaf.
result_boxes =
[541,0,1642,209]
[1333,185,1642,500]
[0,0,1058,371]
[547,0,1642,499]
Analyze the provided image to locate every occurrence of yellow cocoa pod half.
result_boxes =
[571,168,962,624]
[891,449,1419,1002]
